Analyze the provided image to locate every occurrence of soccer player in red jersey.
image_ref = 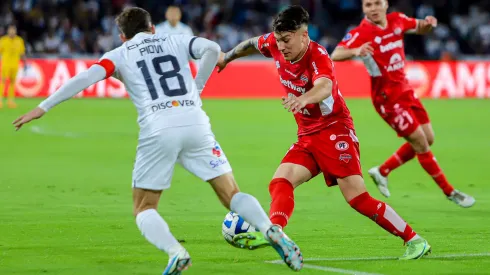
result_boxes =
[331,0,475,207]
[217,5,431,259]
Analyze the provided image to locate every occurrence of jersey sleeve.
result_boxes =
[256,33,275,58]
[95,50,118,79]
[187,36,221,91]
[310,45,334,83]
[337,28,364,49]
[170,34,207,61]
[394,12,418,33]
[38,64,107,111]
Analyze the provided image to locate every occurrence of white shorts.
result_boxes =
[132,124,232,190]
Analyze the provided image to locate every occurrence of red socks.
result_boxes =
[269,179,420,243]
[417,151,454,196]
[379,143,416,177]
[269,178,295,228]
[379,142,455,196]
[349,192,416,242]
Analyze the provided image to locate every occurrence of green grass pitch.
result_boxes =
[1,98,489,274]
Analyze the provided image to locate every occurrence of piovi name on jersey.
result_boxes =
[126,37,167,56]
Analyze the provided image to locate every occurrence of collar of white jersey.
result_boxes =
[132,32,153,40]
[290,39,311,64]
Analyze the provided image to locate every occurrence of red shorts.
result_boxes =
[281,123,362,187]
[374,90,430,137]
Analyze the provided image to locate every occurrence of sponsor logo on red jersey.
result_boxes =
[380,39,403,53]
[280,76,306,93]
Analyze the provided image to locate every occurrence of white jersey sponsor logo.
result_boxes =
[280,76,306,93]
[380,39,403,53]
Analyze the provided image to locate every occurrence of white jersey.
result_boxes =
[37,31,229,190]
[155,21,194,36]
[99,33,209,134]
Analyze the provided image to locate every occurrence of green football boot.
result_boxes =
[399,238,432,260]
[232,231,271,250]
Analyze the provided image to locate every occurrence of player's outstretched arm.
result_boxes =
[282,78,333,114]
[415,16,437,35]
[12,65,107,131]
[217,37,260,72]
[331,42,374,61]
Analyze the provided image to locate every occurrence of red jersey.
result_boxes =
[337,12,418,104]
[257,33,354,136]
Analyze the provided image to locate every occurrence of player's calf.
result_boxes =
[349,191,419,243]
[133,188,188,273]
[208,172,240,209]
[269,178,295,228]
[210,173,275,237]
[339,176,421,243]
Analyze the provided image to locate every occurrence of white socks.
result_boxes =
[136,209,183,256]
[230,192,273,236]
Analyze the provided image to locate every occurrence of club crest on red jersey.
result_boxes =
[300,74,308,84]
[335,141,350,151]
[339,153,352,163]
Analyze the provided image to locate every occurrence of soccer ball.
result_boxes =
[222,211,256,244]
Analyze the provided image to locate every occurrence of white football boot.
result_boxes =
[368,166,391,198]
[448,190,476,208]
[163,248,192,275]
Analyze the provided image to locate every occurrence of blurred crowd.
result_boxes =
[0,0,489,60]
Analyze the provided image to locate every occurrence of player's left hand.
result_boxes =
[12,107,46,131]
[424,16,437,27]
[282,95,307,114]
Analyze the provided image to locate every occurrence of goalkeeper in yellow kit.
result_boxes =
[0,24,26,108]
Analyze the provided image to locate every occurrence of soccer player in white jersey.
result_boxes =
[13,7,303,274]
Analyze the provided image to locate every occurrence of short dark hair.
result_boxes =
[115,7,152,39]
[272,5,309,33]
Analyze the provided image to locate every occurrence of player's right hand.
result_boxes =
[12,107,46,131]
[355,42,374,57]
[216,52,227,73]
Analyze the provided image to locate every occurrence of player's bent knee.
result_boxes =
[427,135,435,146]
[337,175,368,202]
[273,163,312,188]
[406,128,430,153]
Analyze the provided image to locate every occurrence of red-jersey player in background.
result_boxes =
[331,0,475,207]
[217,5,431,259]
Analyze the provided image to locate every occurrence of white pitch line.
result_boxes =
[265,252,490,264]
[30,125,81,138]
[302,264,385,275]
[266,252,490,274]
